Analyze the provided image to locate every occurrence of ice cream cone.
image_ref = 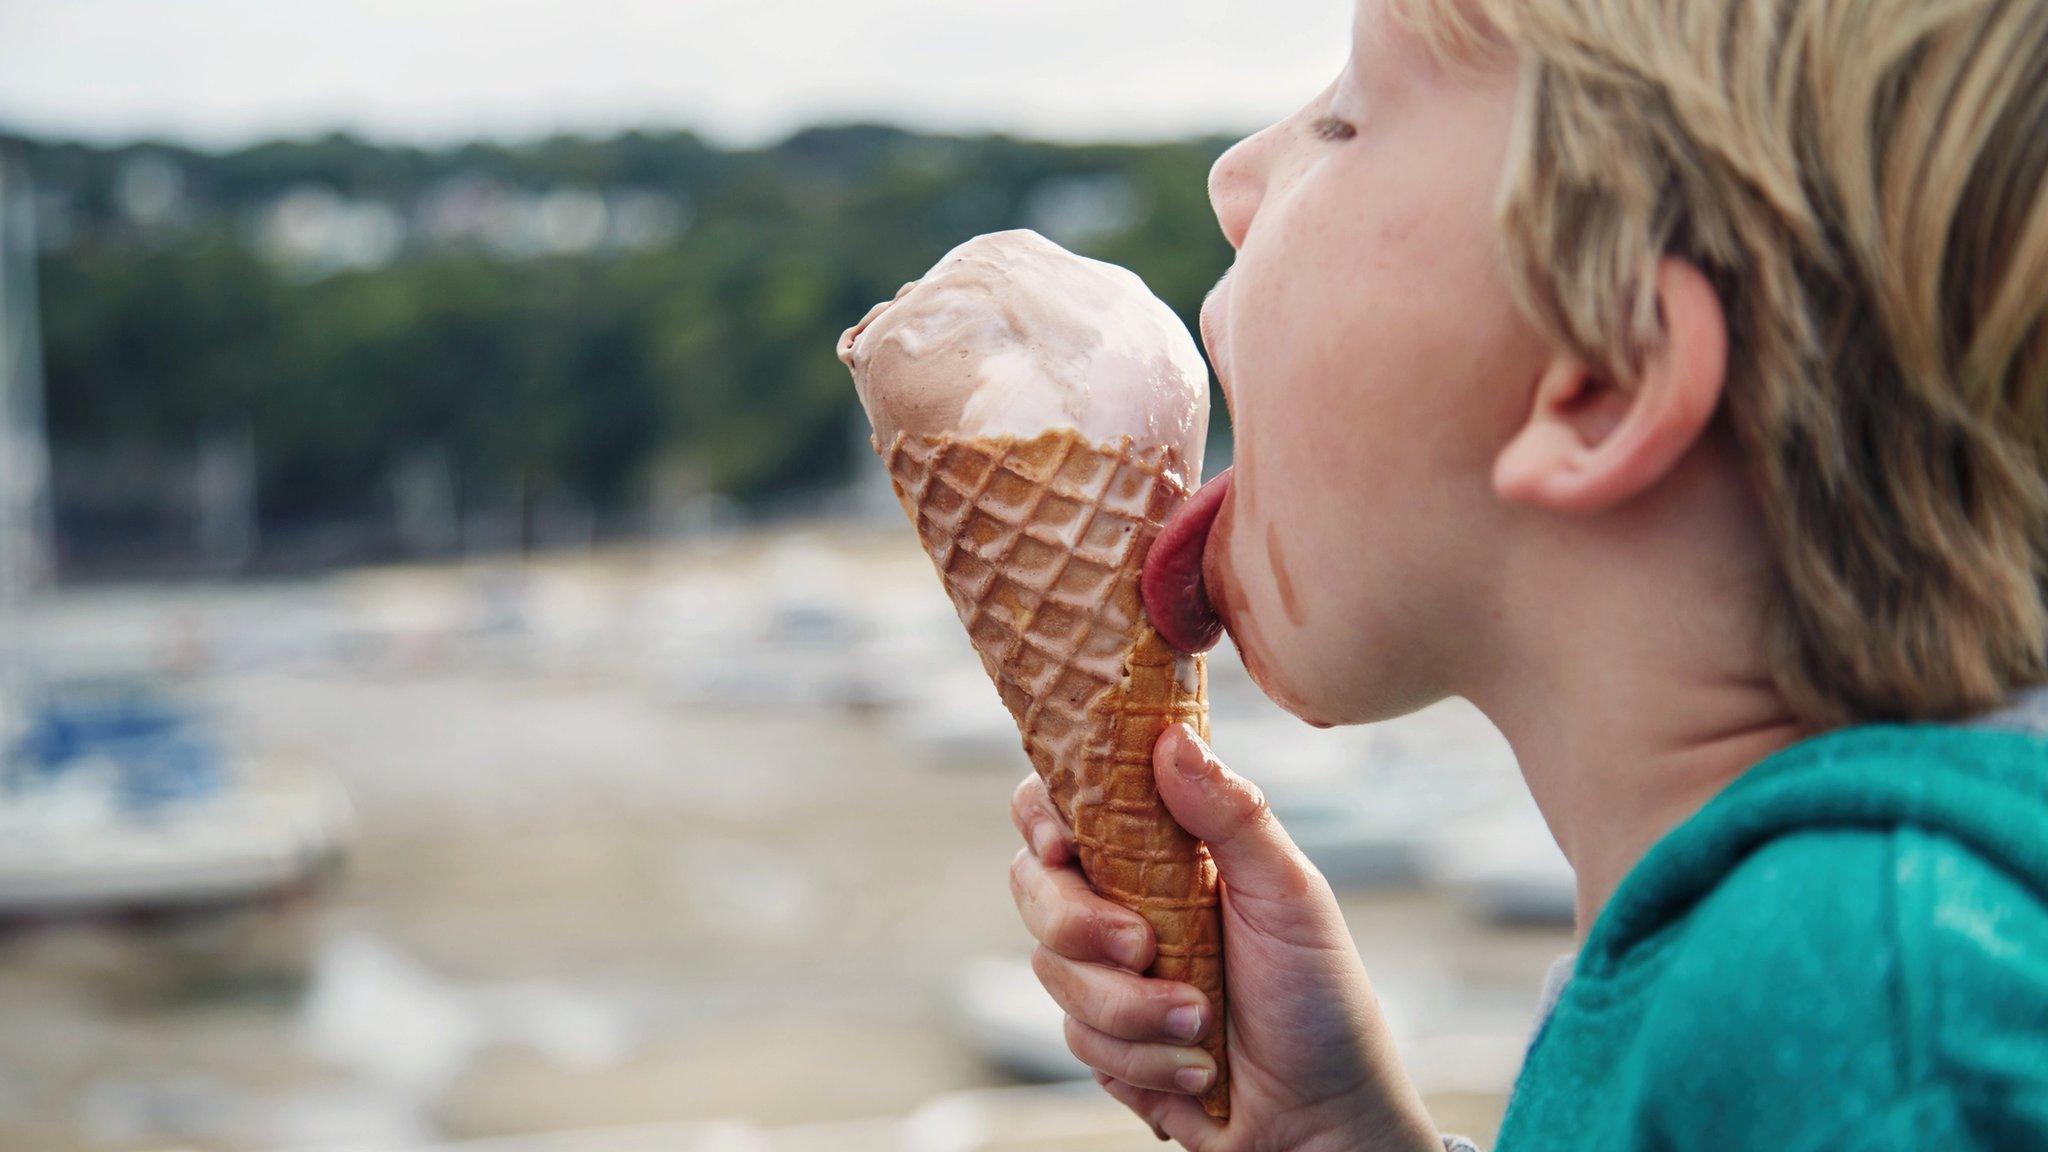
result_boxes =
[883,426,1229,1119]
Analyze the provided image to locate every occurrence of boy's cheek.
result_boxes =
[1201,422,1340,719]
[1208,499,1339,726]
[1208,142,1520,719]
[1214,318,1498,722]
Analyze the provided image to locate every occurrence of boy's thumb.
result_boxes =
[1154,723,1324,908]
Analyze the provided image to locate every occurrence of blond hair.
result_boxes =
[1405,0,2048,723]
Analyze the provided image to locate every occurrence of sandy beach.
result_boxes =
[0,522,1571,1151]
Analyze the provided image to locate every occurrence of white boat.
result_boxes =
[0,152,352,921]
[0,764,349,916]
[0,677,352,918]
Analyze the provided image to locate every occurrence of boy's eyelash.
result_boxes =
[1311,116,1358,142]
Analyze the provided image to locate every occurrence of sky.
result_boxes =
[0,0,1351,149]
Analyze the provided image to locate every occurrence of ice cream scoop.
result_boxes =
[838,229,1209,489]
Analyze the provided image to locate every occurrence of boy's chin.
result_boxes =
[1239,664,1341,729]
[1204,521,1446,727]
[1234,636,1446,731]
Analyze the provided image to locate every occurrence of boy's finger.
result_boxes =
[1094,1072,1165,1142]
[1009,848,1155,969]
[1009,774,1075,864]
[1030,945,1210,1044]
[1062,1016,1216,1096]
[1153,723,1332,910]
[1095,1070,1225,1148]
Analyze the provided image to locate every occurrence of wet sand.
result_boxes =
[0,525,1570,1150]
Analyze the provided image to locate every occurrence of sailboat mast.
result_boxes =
[0,149,54,773]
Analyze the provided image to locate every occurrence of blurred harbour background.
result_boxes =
[0,3,1572,1149]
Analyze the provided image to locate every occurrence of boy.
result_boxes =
[1006,0,2048,1148]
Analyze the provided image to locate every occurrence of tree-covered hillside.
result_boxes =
[8,127,1233,565]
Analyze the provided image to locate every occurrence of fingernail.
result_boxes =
[1173,1065,1213,1094]
[1173,727,1211,781]
[1153,1121,1170,1141]
[1166,1004,1203,1043]
[1112,925,1149,969]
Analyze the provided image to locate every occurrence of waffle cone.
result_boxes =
[882,427,1228,1119]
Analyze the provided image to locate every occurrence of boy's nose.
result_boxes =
[1208,126,1274,251]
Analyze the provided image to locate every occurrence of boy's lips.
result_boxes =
[1142,469,1232,654]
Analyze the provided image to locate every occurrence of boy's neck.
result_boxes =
[1504,682,1808,935]
[1467,437,1812,937]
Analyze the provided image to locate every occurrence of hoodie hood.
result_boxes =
[1581,696,2048,977]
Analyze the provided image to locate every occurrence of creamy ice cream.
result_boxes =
[837,230,1209,488]
[837,229,1232,1118]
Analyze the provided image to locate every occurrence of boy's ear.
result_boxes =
[1493,258,1728,514]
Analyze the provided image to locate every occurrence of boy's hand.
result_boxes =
[1009,723,1443,1151]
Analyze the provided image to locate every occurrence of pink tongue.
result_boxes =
[1142,469,1231,654]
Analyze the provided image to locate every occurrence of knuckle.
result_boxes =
[1205,773,1270,845]
[1272,836,1336,904]
[1104,1081,1170,1141]
[1075,972,1130,1034]
[1062,1015,1099,1066]
[1082,970,1139,1029]
[1049,903,1097,956]
[1036,950,1103,1023]
[1029,944,1065,993]
[1236,777,1273,826]
[1046,959,1172,1044]
[1063,1019,1138,1083]
[1295,850,1338,900]
[1268,847,1322,904]
[1076,906,1139,963]
[1008,849,1031,895]
[1009,851,1046,915]
[1009,774,1039,819]
[1102,989,1151,1039]
[1128,983,1181,1038]
[1067,1019,1149,1084]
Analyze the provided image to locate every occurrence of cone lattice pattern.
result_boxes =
[884,428,1228,1118]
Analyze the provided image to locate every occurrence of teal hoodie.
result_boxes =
[1493,714,2048,1150]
